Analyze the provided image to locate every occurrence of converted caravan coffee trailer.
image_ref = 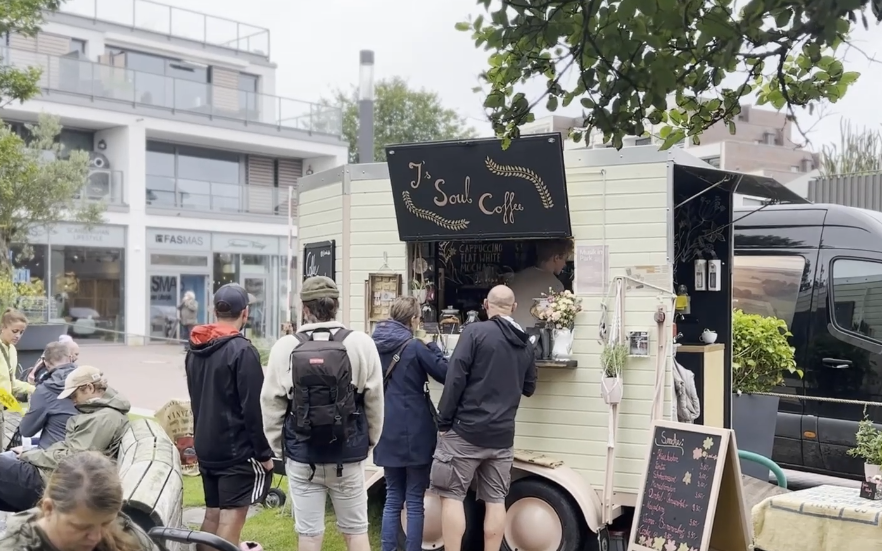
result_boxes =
[294,136,806,551]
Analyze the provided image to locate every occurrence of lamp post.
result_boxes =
[357,50,375,163]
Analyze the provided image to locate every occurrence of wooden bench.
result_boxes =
[117,418,184,538]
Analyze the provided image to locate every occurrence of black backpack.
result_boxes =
[289,328,359,473]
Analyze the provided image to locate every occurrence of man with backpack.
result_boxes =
[262,276,384,551]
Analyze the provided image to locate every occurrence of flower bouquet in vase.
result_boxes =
[536,289,583,361]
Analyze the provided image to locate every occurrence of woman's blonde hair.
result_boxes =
[1,307,27,327]
[389,296,421,327]
[40,451,142,551]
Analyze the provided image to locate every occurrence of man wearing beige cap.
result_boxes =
[262,276,384,551]
[0,365,131,512]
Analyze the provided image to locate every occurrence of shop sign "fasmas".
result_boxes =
[154,234,205,246]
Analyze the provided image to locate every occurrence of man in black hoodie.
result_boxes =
[431,285,537,551]
[186,283,274,551]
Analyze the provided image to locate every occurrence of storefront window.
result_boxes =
[213,253,239,292]
[10,245,50,321]
[49,246,125,342]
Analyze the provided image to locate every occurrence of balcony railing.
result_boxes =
[146,176,290,216]
[75,169,127,206]
[58,0,270,57]
[1,47,342,136]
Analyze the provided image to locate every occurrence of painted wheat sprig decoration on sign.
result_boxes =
[402,192,469,231]
[484,157,554,209]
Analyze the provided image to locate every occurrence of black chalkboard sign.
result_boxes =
[629,421,750,551]
[437,241,523,288]
[384,134,571,241]
[302,240,335,281]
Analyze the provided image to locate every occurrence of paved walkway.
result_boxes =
[77,343,190,414]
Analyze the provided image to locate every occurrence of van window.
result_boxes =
[831,259,882,341]
[733,255,806,327]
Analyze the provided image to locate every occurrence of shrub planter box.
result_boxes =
[15,323,67,377]
[732,393,780,481]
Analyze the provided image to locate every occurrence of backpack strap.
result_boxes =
[330,328,353,342]
[383,340,412,390]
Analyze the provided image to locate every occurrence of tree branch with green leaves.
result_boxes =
[458,0,878,150]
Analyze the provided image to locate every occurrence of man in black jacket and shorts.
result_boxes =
[186,283,274,551]
[431,285,538,551]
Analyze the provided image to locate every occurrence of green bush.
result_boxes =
[848,413,882,466]
[731,309,801,394]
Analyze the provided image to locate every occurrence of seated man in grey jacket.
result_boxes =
[18,341,78,449]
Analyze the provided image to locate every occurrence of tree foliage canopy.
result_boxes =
[0,0,104,301]
[459,0,881,149]
[0,0,63,106]
[329,76,477,163]
[0,115,100,274]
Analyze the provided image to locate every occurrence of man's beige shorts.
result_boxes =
[429,430,513,504]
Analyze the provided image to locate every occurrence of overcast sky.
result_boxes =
[129,0,882,151]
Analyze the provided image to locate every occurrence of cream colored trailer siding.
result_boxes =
[513,159,674,495]
[347,178,408,333]
[297,181,344,292]
[426,159,674,497]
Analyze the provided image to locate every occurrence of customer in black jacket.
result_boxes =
[185,283,273,551]
[431,285,537,551]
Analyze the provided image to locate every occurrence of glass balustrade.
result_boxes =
[60,0,271,56]
[0,47,342,136]
[146,176,289,215]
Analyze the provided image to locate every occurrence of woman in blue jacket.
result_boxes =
[372,296,448,551]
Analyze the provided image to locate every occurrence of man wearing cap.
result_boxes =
[0,365,131,512]
[262,276,384,551]
[186,283,274,551]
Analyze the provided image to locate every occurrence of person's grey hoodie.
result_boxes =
[19,363,78,449]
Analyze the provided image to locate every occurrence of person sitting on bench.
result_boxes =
[17,342,79,450]
[0,366,131,512]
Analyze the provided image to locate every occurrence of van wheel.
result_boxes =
[502,478,591,551]
[398,491,484,550]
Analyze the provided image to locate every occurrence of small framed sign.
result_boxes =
[628,330,650,357]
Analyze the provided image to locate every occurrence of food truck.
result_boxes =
[294,135,806,551]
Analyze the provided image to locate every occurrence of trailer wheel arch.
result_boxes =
[511,458,603,534]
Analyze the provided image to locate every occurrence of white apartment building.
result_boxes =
[3,0,349,344]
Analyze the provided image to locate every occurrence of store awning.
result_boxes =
[674,164,810,205]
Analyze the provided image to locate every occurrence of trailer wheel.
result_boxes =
[398,490,484,550]
[502,478,591,551]
[262,488,286,509]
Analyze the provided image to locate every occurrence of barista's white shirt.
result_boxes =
[507,266,564,329]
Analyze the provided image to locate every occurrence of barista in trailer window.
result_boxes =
[507,238,574,329]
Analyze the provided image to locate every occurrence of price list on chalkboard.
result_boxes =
[633,427,720,551]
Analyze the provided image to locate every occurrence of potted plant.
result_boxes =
[731,309,802,480]
[600,341,629,404]
[2,275,67,372]
[848,414,882,480]
[536,289,583,360]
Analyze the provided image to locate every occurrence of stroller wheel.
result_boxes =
[263,488,286,509]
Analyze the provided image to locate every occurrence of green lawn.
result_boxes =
[132,411,385,551]
[181,474,384,551]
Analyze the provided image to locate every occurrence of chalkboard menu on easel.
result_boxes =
[628,421,751,551]
[303,240,335,281]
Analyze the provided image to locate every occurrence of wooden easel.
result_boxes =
[628,421,752,551]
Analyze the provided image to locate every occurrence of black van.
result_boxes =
[733,203,882,479]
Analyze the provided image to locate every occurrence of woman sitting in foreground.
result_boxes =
[0,451,160,551]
